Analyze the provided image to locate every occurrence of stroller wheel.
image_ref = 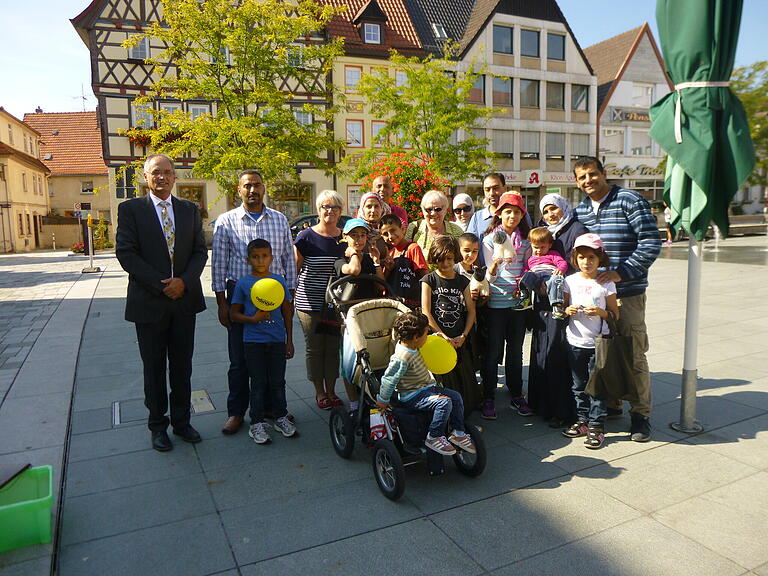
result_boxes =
[453,422,487,477]
[329,406,355,459]
[372,439,405,501]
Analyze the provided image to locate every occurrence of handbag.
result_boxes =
[585,312,636,402]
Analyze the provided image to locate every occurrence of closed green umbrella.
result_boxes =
[649,0,755,431]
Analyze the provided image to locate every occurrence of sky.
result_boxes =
[0,0,765,120]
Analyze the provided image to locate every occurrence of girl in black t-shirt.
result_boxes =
[420,236,481,413]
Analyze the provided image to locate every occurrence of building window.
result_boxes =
[128,36,149,60]
[546,82,565,109]
[520,132,540,159]
[521,29,540,58]
[7,124,13,146]
[345,120,363,147]
[177,185,205,213]
[493,129,514,157]
[547,33,565,60]
[81,181,95,195]
[397,128,412,149]
[22,173,28,193]
[630,129,652,156]
[212,46,230,65]
[520,79,539,108]
[571,134,590,158]
[26,214,31,235]
[395,70,408,88]
[159,102,182,114]
[632,83,654,108]
[572,84,589,111]
[293,109,313,127]
[363,23,381,44]
[23,134,29,153]
[18,214,23,235]
[546,133,565,159]
[493,25,513,54]
[287,44,304,68]
[32,174,38,195]
[431,23,448,40]
[131,102,153,128]
[492,77,512,106]
[468,75,485,104]
[189,103,210,120]
[345,66,362,93]
[602,128,625,155]
[372,120,387,148]
[117,166,136,199]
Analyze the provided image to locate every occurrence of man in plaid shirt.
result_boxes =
[212,170,297,435]
[573,156,661,443]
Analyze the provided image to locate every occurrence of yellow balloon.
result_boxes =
[419,334,457,375]
[250,277,285,311]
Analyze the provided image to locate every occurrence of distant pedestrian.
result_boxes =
[116,154,208,452]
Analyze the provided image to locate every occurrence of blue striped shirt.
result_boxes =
[211,205,297,292]
[575,185,661,298]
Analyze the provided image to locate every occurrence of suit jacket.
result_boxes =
[116,194,208,323]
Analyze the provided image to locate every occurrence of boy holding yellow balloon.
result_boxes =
[230,239,297,445]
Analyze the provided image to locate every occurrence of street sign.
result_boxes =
[74,202,92,211]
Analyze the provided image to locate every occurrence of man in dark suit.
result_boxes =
[116,154,208,451]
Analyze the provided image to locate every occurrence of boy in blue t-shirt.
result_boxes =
[230,238,297,444]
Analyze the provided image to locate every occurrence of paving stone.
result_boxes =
[0,392,71,454]
[240,517,483,576]
[68,423,150,463]
[70,407,114,435]
[61,474,216,545]
[489,516,744,576]
[58,514,235,576]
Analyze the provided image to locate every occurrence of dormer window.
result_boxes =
[363,23,381,44]
[431,23,448,40]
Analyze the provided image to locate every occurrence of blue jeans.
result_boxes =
[521,271,564,306]
[243,342,288,424]
[400,385,464,437]
[480,308,526,399]
[567,344,606,427]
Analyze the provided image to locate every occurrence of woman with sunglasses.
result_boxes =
[405,190,464,266]
[451,193,475,231]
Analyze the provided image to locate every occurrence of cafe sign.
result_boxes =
[603,162,664,177]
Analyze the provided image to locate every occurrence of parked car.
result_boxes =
[290,214,350,239]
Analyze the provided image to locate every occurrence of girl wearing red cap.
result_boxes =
[479,191,531,420]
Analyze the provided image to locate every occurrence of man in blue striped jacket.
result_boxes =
[573,156,661,442]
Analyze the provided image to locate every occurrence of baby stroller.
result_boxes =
[326,274,487,501]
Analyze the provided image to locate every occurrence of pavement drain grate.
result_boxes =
[191,389,214,413]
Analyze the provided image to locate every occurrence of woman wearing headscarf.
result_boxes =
[526,193,589,427]
[356,191,390,260]
[452,193,475,231]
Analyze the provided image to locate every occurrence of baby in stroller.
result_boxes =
[375,311,475,456]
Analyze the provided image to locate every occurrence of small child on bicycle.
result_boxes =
[375,311,475,456]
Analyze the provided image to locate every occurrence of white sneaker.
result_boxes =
[248,422,271,444]
[273,416,297,438]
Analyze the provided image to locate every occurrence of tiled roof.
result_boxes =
[322,0,424,55]
[0,142,51,173]
[22,111,107,177]
[405,0,475,55]
[584,25,644,110]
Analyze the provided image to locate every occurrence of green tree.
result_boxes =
[348,48,497,182]
[122,0,345,190]
[731,61,768,192]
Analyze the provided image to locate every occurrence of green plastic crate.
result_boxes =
[0,465,53,553]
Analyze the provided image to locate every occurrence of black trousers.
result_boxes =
[135,308,196,432]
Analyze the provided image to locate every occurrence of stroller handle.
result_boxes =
[326,273,395,306]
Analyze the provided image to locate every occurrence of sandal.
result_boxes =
[328,396,344,407]
[316,397,333,410]
[584,426,605,449]
[562,421,588,438]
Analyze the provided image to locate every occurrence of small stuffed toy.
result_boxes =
[470,265,489,298]
[491,229,516,261]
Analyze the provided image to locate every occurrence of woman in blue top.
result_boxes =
[294,190,346,410]
[479,192,531,420]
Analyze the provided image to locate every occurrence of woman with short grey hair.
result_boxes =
[406,190,464,261]
[294,190,346,409]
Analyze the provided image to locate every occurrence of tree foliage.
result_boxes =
[731,61,768,189]
[122,0,345,190]
[347,48,497,183]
